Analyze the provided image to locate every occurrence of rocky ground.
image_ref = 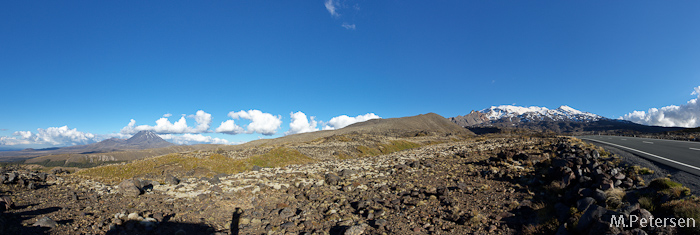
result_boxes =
[1,135,698,235]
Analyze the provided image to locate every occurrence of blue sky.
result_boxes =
[2,1,700,148]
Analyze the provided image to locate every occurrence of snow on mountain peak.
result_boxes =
[481,105,602,122]
[557,105,582,114]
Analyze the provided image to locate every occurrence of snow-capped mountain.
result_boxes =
[482,105,603,122]
[450,105,683,134]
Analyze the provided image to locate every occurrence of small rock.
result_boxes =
[0,196,13,211]
[592,189,606,203]
[279,207,295,218]
[127,212,140,220]
[488,225,497,233]
[7,172,17,183]
[576,205,607,233]
[344,224,367,235]
[280,221,295,229]
[374,219,387,228]
[325,173,341,185]
[153,212,164,222]
[118,179,142,197]
[208,177,221,185]
[33,217,58,228]
[576,197,596,212]
[166,174,180,185]
[339,169,358,177]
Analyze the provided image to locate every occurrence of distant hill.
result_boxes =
[451,105,684,135]
[0,131,174,162]
[12,113,472,165]
[242,113,474,147]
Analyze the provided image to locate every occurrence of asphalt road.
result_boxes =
[578,135,700,176]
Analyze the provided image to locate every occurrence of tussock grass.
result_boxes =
[355,140,421,157]
[77,147,314,183]
[630,165,654,175]
[649,177,691,199]
[639,196,656,212]
[661,197,700,234]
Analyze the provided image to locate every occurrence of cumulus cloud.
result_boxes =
[621,86,700,128]
[121,110,213,134]
[2,126,99,146]
[216,110,282,135]
[0,136,32,146]
[323,113,381,130]
[325,0,339,17]
[0,124,233,147]
[190,110,212,133]
[341,23,356,30]
[214,120,246,134]
[286,111,319,135]
[158,134,233,145]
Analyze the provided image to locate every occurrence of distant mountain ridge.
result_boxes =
[451,105,602,127]
[450,105,682,134]
[61,130,174,152]
[0,131,174,161]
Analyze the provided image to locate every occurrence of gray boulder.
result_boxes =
[339,169,358,177]
[165,174,180,185]
[325,173,341,185]
[575,204,608,234]
[118,179,142,197]
[576,197,596,212]
[33,217,58,228]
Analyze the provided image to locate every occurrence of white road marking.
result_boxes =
[643,141,654,144]
[581,138,700,172]
[621,139,627,140]
[691,148,700,151]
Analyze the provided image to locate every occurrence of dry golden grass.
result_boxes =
[77,147,314,183]
[355,140,421,157]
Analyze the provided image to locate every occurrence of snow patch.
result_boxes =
[481,105,602,122]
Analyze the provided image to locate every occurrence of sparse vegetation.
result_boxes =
[356,140,421,157]
[661,197,700,234]
[630,165,655,175]
[650,177,692,199]
[77,147,314,183]
[247,147,315,168]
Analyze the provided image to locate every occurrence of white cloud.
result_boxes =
[163,113,173,118]
[121,110,213,134]
[215,120,246,134]
[158,134,233,145]
[621,86,700,128]
[0,136,32,146]
[323,113,381,130]
[0,125,235,147]
[286,111,319,135]
[190,110,212,133]
[4,126,99,146]
[341,23,356,30]
[217,110,282,135]
[325,0,339,17]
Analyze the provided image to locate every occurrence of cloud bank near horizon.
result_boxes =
[1,110,382,147]
[285,112,381,135]
[621,86,700,128]
[215,110,282,135]
[121,110,212,135]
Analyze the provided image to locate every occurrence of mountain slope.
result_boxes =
[451,105,683,134]
[481,105,602,122]
[245,113,474,147]
[0,131,175,162]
